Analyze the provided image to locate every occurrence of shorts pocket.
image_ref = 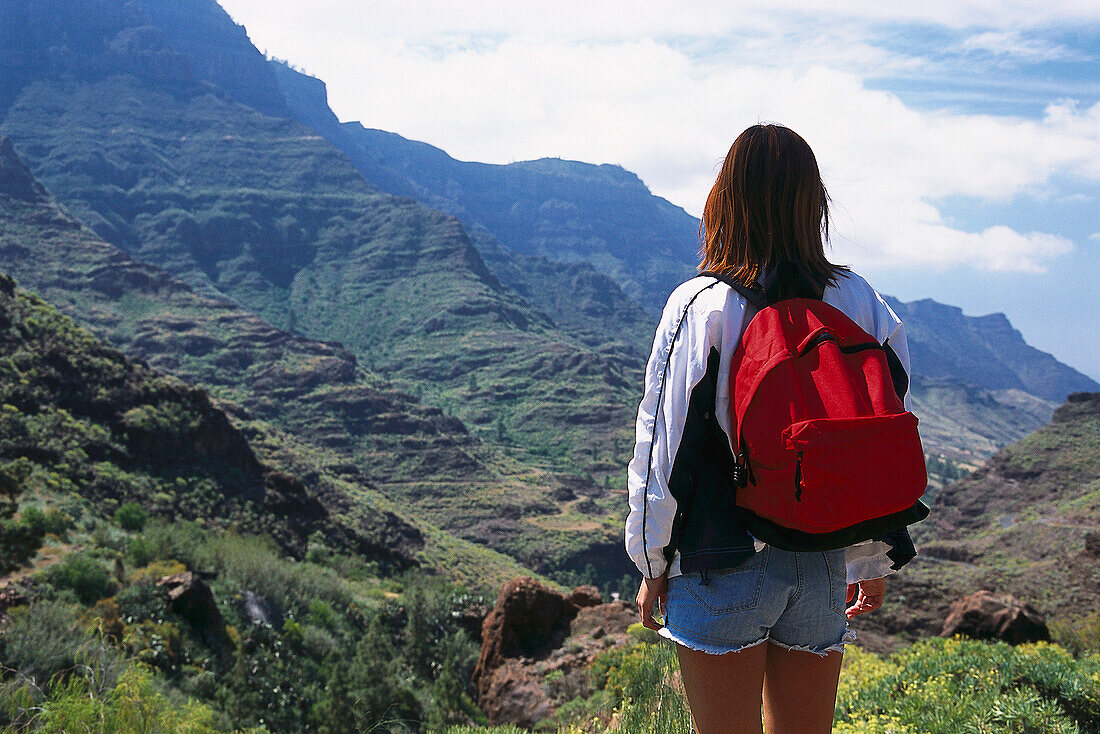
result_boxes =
[684,548,769,615]
[823,548,848,616]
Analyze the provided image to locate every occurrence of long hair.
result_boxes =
[699,124,847,291]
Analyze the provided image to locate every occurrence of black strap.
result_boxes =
[698,270,767,308]
[700,262,824,306]
[762,261,825,302]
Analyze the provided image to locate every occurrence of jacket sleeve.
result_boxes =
[625,286,717,579]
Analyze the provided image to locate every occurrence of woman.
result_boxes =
[625,124,921,734]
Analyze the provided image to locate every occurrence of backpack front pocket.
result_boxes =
[781,413,926,534]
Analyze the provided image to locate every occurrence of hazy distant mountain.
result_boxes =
[271,60,699,313]
[886,296,1097,403]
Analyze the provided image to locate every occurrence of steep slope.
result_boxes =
[0,271,420,563]
[0,138,585,586]
[886,297,1097,403]
[0,1,642,482]
[853,392,1100,647]
[271,61,699,314]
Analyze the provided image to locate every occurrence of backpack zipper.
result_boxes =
[794,451,804,502]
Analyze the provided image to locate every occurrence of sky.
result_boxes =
[218,0,1100,383]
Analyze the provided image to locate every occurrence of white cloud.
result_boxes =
[216,1,1100,275]
[961,31,1092,62]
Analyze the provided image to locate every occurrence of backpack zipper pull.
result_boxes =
[732,453,747,489]
[794,451,804,502]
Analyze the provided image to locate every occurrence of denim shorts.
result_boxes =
[659,545,855,656]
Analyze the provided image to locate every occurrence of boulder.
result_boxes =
[158,572,229,648]
[239,589,282,628]
[569,585,602,608]
[478,661,554,728]
[941,590,1049,645]
[474,578,576,682]
[472,577,636,727]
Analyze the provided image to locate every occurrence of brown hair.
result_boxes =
[699,124,847,291]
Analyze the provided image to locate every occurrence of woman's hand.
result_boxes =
[845,577,885,618]
[636,574,669,630]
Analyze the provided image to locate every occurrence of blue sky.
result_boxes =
[219,1,1100,382]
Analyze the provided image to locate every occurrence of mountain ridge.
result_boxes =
[0,134,567,588]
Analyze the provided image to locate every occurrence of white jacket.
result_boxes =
[624,271,916,583]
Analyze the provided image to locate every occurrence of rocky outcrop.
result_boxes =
[472,577,636,727]
[158,572,228,649]
[941,590,1049,645]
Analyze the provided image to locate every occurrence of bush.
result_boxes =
[33,665,220,734]
[1050,612,1100,657]
[0,602,98,685]
[114,502,147,532]
[834,637,1100,733]
[19,506,72,539]
[45,553,115,605]
[126,533,158,568]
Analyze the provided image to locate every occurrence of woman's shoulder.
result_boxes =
[665,272,741,311]
[824,270,903,339]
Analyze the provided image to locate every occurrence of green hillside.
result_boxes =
[852,392,1100,649]
[0,1,643,484]
[0,136,606,585]
[0,267,555,731]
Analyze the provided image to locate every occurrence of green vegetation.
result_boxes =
[1,519,491,733]
[115,502,148,532]
[445,637,1100,734]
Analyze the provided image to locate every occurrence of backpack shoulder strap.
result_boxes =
[698,271,768,309]
[761,261,825,303]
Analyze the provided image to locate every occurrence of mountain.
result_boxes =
[852,392,1100,648]
[885,297,1097,404]
[0,0,644,481]
[270,61,699,314]
[0,270,421,564]
[3,0,1092,589]
[0,136,574,589]
[267,58,1095,471]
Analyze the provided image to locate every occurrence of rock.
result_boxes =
[239,589,282,628]
[569,585,602,608]
[1084,531,1100,558]
[479,661,554,728]
[157,572,229,648]
[941,590,1049,645]
[472,577,638,727]
[0,585,28,614]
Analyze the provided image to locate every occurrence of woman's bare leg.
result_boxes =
[675,641,767,734]
[761,643,842,734]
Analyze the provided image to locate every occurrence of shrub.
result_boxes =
[114,502,147,532]
[1050,611,1100,657]
[0,602,97,685]
[33,665,220,734]
[45,553,115,605]
[126,533,158,568]
[20,506,72,537]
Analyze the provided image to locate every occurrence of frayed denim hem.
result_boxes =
[657,625,771,656]
[768,627,858,658]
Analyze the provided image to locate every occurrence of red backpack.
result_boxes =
[706,268,929,550]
